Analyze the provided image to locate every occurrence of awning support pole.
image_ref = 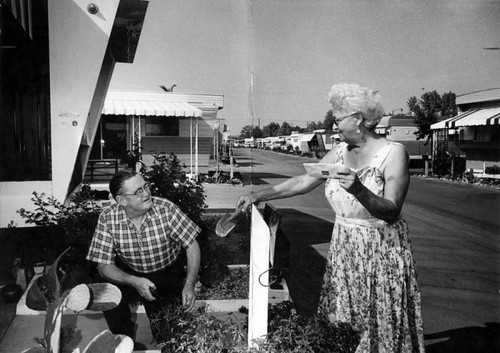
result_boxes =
[195,117,199,181]
[190,117,193,176]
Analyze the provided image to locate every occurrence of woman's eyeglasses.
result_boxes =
[120,183,151,198]
[333,112,361,126]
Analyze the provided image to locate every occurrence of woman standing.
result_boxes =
[237,83,425,352]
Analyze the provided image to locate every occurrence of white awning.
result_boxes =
[377,115,392,128]
[102,91,203,117]
[431,108,500,129]
[300,134,316,142]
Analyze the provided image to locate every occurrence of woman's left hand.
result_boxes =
[334,166,363,195]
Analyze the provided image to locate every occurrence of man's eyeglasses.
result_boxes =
[333,112,361,126]
[120,183,151,198]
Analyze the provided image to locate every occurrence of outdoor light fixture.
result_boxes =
[87,3,99,14]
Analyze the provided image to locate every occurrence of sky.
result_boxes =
[110,0,500,135]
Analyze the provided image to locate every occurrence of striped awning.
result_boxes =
[431,108,500,129]
[102,91,203,117]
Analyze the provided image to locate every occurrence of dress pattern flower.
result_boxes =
[318,142,425,353]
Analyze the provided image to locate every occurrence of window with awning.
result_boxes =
[431,108,500,129]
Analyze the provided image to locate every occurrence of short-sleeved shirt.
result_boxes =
[86,197,201,273]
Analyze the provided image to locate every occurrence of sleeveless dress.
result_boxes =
[317,141,425,353]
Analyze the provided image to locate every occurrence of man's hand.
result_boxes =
[182,282,196,311]
[132,276,157,301]
[184,240,200,311]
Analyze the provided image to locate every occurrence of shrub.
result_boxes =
[260,301,359,353]
[151,301,247,353]
[143,152,207,225]
[16,190,102,264]
[485,165,500,175]
[150,301,359,353]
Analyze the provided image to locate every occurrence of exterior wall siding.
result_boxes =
[389,126,418,141]
[141,136,213,167]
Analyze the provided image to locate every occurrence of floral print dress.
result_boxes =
[318,141,425,353]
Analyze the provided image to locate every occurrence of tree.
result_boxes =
[323,110,334,132]
[239,125,254,138]
[278,121,293,136]
[441,91,457,118]
[252,125,263,138]
[262,122,280,137]
[306,121,325,132]
[408,90,447,143]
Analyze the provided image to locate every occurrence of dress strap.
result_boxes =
[373,142,398,169]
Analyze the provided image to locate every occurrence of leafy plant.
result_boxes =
[259,301,359,353]
[485,165,500,174]
[144,152,207,225]
[15,190,102,265]
[151,301,247,353]
[432,146,466,179]
[121,133,145,171]
[151,301,359,353]
[198,267,249,300]
[198,266,284,300]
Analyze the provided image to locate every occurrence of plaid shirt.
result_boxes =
[86,197,201,273]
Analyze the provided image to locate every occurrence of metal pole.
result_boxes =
[131,115,134,150]
[195,117,199,181]
[100,122,103,159]
[190,117,193,176]
[138,115,141,151]
[216,128,219,173]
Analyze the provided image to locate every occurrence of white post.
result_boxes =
[230,147,234,179]
[248,205,270,348]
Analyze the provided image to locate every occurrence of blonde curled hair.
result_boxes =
[328,83,385,129]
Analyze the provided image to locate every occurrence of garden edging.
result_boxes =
[16,265,290,316]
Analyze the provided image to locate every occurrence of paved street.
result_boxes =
[226,147,500,352]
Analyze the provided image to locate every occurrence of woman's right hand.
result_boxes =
[236,192,257,212]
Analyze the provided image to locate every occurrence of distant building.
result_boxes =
[98,91,224,174]
[385,116,432,158]
[375,116,392,136]
[290,131,301,150]
[431,88,500,173]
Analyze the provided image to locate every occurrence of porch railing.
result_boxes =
[85,159,119,183]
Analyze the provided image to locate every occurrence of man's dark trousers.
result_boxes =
[99,258,184,340]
